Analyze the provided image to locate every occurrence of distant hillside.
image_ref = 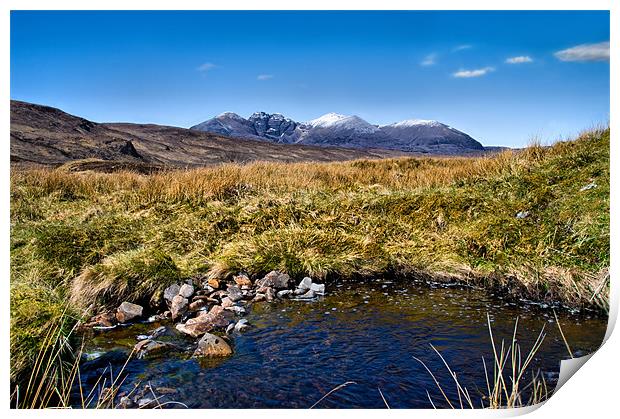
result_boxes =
[191,111,485,154]
[10,101,409,168]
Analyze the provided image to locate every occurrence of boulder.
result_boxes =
[163,284,181,304]
[265,287,276,302]
[297,277,313,292]
[115,302,143,323]
[256,271,290,290]
[179,283,195,299]
[226,285,243,302]
[234,274,253,287]
[170,295,189,321]
[253,293,266,302]
[193,333,233,357]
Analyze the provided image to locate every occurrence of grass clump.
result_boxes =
[10,128,610,398]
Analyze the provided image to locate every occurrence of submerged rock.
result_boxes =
[256,271,290,290]
[134,339,172,359]
[115,302,143,323]
[193,333,233,357]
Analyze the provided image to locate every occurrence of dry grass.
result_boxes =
[10,128,609,396]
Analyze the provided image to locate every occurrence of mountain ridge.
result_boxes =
[190,111,484,154]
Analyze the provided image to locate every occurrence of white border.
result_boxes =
[1,2,615,418]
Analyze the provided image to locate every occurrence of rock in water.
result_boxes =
[115,302,143,323]
[170,295,189,320]
[193,333,233,357]
[176,305,231,338]
[310,283,326,295]
[163,284,180,305]
[256,271,291,290]
[234,319,250,332]
[277,290,293,299]
[297,277,313,292]
[179,283,195,298]
[134,339,171,359]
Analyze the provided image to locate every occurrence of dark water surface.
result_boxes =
[78,279,607,408]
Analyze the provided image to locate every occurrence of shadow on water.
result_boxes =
[77,279,607,408]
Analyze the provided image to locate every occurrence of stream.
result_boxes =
[76,279,607,408]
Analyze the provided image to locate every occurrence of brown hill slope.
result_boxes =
[10,101,408,169]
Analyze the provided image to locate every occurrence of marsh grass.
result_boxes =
[10,128,610,396]
[416,314,550,409]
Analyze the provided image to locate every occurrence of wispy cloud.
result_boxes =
[452,66,495,78]
[505,55,533,64]
[420,53,437,66]
[257,74,274,81]
[197,62,217,73]
[452,44,472,52]
[554,41,609,62]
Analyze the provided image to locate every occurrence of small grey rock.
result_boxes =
[179,283,195,299]
[310,283,325,295]
[277,289,293,299]
[297,277,313,291]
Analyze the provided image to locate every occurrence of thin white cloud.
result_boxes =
[452,66,495,78]
[505,55,533,64]
[554,41,609,62]
[420,53,437,66]
[197,62,217,72]
[257,74,274,81]
[452,44,472,52]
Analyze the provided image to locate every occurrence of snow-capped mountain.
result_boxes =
[190,112,484,154]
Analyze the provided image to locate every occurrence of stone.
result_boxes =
[148,326,167,339]
[163,284,180,304]
[234,274,253,287]
[137,398,156,408]
[193,333,233,357]
[225,305,246,315]
[265,287,276,302]
[206,278,221,289]
[134,339,171,359]
[297,277,313,291]
[234,319,250,332]
[115,302,143,323]
[310,283,326,295]
[293,288,307,295]
[84,312,116,328]
[227,285,243,302]
[170,295,189,321]
[118,396,134,408]
[175,305,231,338]
[516,211,530,219]
[256,270,291,290]
[189,299,208,312]
[277,290,293,299]
[253,293,266,302]
[179,283,195,298]
[297,289,316,300]
[149,289,164,310]
[221,297,234,308]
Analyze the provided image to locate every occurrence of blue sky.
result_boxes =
[11,11,609,147]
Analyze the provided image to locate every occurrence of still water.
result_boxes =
[78,279,607,408]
